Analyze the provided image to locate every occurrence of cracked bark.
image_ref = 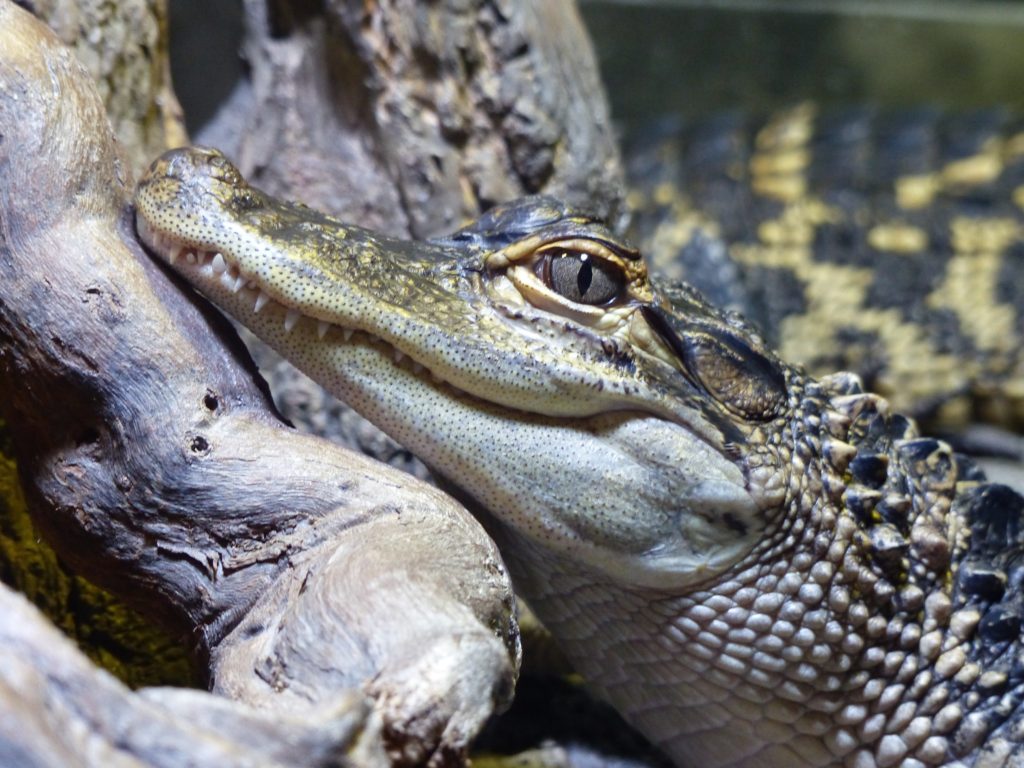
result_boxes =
[218,0,624,238]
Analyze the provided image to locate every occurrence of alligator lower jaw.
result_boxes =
[134,213,439,378]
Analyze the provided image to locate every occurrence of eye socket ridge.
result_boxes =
[533,243,627,306]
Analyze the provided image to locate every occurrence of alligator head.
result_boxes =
[134,146,802,593]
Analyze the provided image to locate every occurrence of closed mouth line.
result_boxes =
[135,214,436,378]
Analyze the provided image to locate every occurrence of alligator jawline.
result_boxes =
[133,217,460,385]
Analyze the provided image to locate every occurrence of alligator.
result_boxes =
[135,146,1024,768]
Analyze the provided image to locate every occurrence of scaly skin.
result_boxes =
[136,147,1024,768]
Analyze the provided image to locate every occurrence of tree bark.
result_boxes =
[210,0,625,238]
[30,0,187,179]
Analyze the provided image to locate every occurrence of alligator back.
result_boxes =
[627,105,1024,432]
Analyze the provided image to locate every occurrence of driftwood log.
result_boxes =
[0,0,631,766]
[0,4,518,766]
[0,581,379,767]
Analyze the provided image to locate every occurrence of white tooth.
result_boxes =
[220,271,235,290]
[211,253,227,273]
[393,349,404,363]
[168,245,182,265]
[253,291,270,314]
[317,321,329,339]
[284,308,300,332]
[342,328,354,342]
[232,275,246,293]
[185,251,197,265]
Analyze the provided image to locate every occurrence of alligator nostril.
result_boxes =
[203,391,219,412]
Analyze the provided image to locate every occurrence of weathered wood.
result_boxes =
[0,4,517,765]
[0,2,193,688]
[0,581,384,768]
[209,0,625,238]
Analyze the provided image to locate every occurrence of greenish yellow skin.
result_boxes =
[135,147,1024,768]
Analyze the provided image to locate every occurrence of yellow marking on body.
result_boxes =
[644,197,722,281]
[941,150,1003,188]
[755,199,840,247]
[758,219,811,247]
[926,217,1020,355]
[949,216,1019,253]
[1005,132,1024,158]
[750,175,807,203]
[654,181,680,207]
[898,138,1010,211]
[895,174,939,210]
[866,310,969,404]
[750,104,815,203]
[867,223,928,254]
[754,103,816,151]
[732,191,970,414]
[749,148,810,177]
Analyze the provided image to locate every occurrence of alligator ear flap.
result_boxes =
[642,305,787,422]
[683,332,788,421]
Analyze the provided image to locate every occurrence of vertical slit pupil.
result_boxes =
[545,247,625,305]
[576,255,593,297]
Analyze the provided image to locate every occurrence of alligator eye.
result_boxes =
[538,249,626,305]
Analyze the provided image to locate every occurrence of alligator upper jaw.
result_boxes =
[134,213,437,377]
